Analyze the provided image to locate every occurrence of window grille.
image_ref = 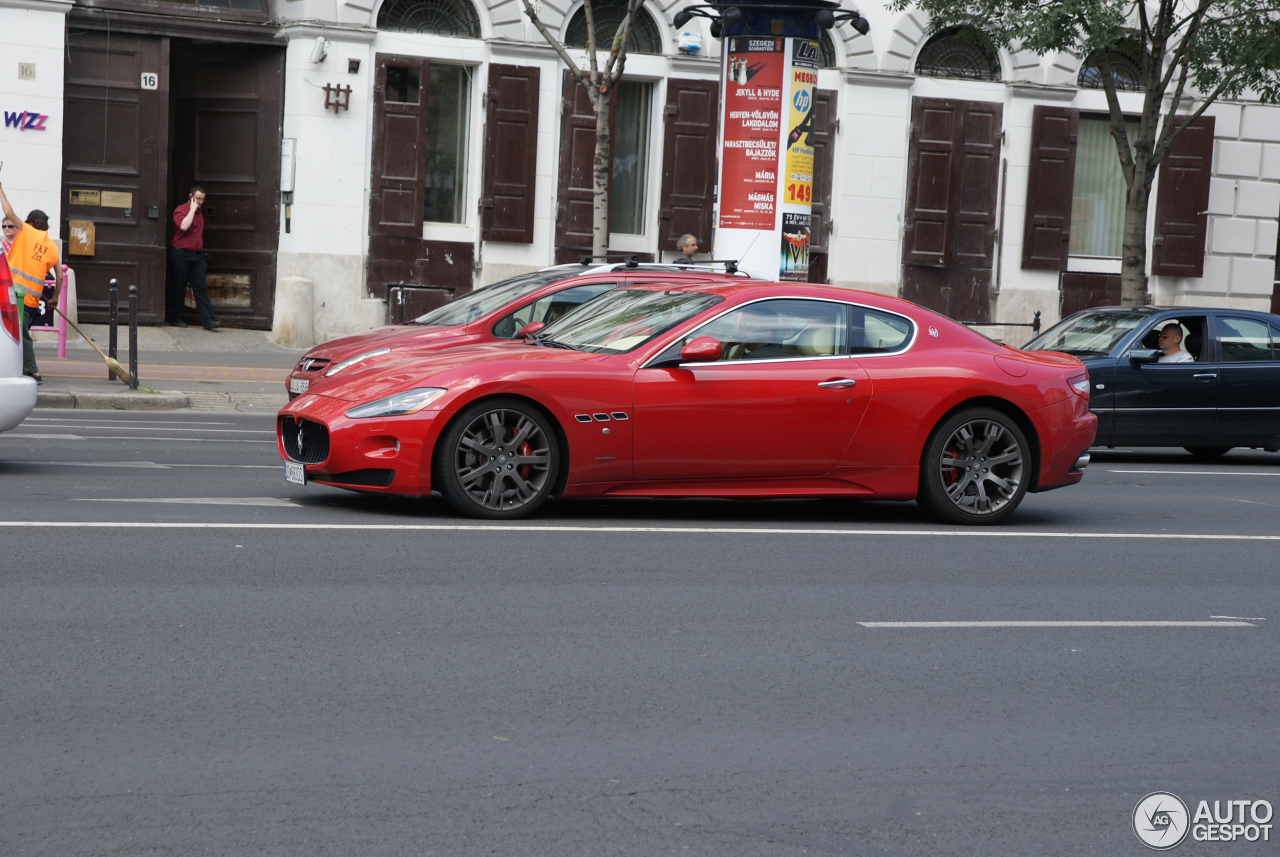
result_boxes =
[1078,41,1145,91]
[817,30,837,69]
[377,0,482,38]
[565,0,662,55]
[914,26,1001,81]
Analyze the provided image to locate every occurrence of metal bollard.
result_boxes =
[1032,310,1042,336]
[108,279,118,381]
[128,285,138,391]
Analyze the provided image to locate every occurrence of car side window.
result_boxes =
[1217,316,1273,362]
[849,306,913,354]
[491,282,619,339]
[693,299,848,361]
[1137,316,1207,360]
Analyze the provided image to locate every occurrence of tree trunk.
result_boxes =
[1119,156,1156,306]
[592,87,612,258]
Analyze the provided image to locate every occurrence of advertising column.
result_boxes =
[713,36,818,280]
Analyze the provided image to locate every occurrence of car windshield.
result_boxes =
[409,271,570,326]
[537,289,723,354]
[1023,310,1146,357]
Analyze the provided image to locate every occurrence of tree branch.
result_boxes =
[520,0,592,93]
[582,0,600,82]
[1085,12,1136,187]
[605,0,644,81]
[1152,75,1232,167]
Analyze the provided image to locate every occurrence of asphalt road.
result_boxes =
[2,410,1277,855]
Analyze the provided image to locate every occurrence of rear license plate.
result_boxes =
[285,462,306,485]
[289,377,309,394]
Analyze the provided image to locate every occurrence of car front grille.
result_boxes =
[297,357,330,373]
[280,417,329,464]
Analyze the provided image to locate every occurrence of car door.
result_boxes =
[1214,315,1280,443]
[1111,314,1218,443]
[631,298,868,480]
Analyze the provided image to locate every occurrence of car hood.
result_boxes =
[1018,348,1088,368]
[301,323,468,362]
[314,341,609,402]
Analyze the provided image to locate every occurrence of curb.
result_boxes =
[36,390,191,410]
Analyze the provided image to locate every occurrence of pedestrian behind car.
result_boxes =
[674,234,699,265]
[168,185,220,331]
[0,182,63,385]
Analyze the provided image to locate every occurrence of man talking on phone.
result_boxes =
[168,185,219,330]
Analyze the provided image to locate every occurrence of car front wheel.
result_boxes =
[436,399,559,519]
[918,408,1031,526]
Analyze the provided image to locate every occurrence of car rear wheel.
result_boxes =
[918,408,1030,526]
[1184,446,1231,459]
[436,399,559,519]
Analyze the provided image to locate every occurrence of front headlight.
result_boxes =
[325,348,391,377]
[344,387,448,418]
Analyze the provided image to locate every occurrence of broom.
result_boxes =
[53,305,131,384]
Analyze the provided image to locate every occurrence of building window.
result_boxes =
[565,0,663,55]
[425,65,470,224]
[610,81,650,235]
[914,26,1000,81]
[1070,116,1139,257]
[378,0,482,39]
[1078,39,1145,91]
[385,66,421,103]
[817,31,837,69]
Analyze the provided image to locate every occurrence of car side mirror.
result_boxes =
[1128,348,1160,365]
[517,321,545,338]
[680,336,722,362]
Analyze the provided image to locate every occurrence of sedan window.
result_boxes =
[1024,309,1145,356]
[1218,316,1273,362]
[537,289,723,354]
[850,307,913,354]
[409,270,567,326]
[491,282,619,339]
[690,300,848,361]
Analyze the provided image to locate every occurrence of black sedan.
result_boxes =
[1024,306,1280,458]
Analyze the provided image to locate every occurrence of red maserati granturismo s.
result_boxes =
[277,282,1096,524]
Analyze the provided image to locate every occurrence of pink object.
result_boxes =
[28,262,68,359]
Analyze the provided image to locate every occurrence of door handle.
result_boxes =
[818,379,856,389]
[1193,373,1217,380]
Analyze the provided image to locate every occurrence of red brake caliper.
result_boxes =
[943,444,959,486]
[518,441,532,479]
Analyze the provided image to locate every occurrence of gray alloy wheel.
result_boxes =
[436,399,558,519]
[918,408,1031,525]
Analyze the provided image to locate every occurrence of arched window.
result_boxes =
[565,0,663,55]
[817,30,837,69]
[1078,39,1145,91]
[377,0,481,38]
[914,26,1001,81]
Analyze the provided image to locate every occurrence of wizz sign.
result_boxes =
[4,111,49,131]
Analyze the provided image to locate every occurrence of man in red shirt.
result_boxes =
[168,185,219,330]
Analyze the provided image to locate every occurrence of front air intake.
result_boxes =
[280,417,330,464]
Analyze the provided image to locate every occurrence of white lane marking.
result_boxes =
[9,461,279,469]
[3,434,276,444]
[1210,615,1267,621]
[74,497,302,507]
[1217,497,1280,509]
[856,621,1256,628]
[28,418,237,426]
[1108,469,1280,476]
[0,522,1278,540]
[16,427,276,437]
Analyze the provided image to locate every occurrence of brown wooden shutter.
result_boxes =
[370,54,430,239]
[555,72,615,263]
[1020,105,1078,271]
[481,63,539,243]
[657,79,719,252]
[808,88,837,257]
[952,101,1002,270]
[902,98,963,267]
[1151,115,1215,278]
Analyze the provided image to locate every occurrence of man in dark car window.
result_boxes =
[1157,322,1194,363]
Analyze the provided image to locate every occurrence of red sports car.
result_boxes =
[285,262,761,399]
[277,282,1096,524]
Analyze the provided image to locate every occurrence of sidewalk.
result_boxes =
[31,323,305,412]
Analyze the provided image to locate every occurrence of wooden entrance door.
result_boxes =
[61,31,168,324]
[170,42,284,329]
[901,98,1002,322]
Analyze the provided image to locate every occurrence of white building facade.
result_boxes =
[1,0,1277,342]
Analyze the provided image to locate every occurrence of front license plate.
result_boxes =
[285,462,306,485]
[289,377,309,394]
